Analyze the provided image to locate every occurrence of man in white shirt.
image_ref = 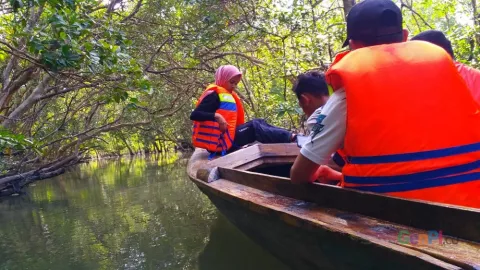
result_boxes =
[292,71,345,182]
[292,89,346,183]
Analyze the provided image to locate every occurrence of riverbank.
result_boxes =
[0,151,191,197]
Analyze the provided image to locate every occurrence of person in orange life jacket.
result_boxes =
[290,0,480,208]
[412,30,480,106]
[190,65,295,154]
[292,71,344,182]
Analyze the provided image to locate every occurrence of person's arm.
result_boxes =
[190,93,220,122]
[290,154,323,183]
[290,90,346,184]
[190,93,229,132]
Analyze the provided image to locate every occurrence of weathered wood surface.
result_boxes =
[187,145,480,269]
[199,180,464,270]
[218,167,480,244]
[192,143,299,182]
[217,168,480,269]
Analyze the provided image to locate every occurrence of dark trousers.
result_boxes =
[231,119,292,151]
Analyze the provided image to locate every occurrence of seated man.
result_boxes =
[290,0,480,209]
[292,71,344,179]
[292,71,330,133]
[412,30,480,105]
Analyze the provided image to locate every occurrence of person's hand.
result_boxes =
[316,165,342,185]
[214,113,228,133]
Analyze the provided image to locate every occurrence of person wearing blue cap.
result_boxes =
[290,0,480,208]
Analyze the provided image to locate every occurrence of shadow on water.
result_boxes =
[198,214,290,270]
[0,156,289,270]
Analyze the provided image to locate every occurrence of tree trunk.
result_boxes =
[1,4,44,93]
[0,168,65,196]
[160,141,165,154]
[0,67,38,112]
[119,136,134,155]
[153,142,160,153]
[472,0,480,48]
[0,154,79,194]
[2,75,51,128]
[342,0,355,18]
[1,57,17,92]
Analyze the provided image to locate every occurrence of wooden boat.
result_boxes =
[187,143,480,270]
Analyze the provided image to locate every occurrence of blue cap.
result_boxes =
[343,0,403,47]
[411,30,455,59]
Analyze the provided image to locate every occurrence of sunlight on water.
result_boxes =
[0,157,288,270]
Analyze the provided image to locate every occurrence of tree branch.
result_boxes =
[400,1,433,29]
[204,52,265,65]
[144,37,172,72]
[2,75,52,128]
[121,0,142,22]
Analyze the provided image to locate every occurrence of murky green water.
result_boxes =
[0,157,289,270]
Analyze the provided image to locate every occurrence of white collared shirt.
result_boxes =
[300,89,346,165]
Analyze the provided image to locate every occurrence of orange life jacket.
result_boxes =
[455,62,480,106]
[192,84,245,153]
[326,41,480,208]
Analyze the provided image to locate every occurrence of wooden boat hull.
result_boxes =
[187,145,480,270]
[198,186,456,270]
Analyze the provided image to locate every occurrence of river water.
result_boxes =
[0,157,289,270]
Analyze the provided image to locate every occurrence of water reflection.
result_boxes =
[0,157,288,270]
[198,215,290,270]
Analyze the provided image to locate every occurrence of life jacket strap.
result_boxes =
[345,159,480,185]
[350,172,480,193]
[347,142,480,165]
[207,133,228,160]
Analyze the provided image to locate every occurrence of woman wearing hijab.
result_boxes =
[191,65,295,156]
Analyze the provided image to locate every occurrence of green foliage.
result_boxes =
[1,0,480,177]
[0,127,35,153]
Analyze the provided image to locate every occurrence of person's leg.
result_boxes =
[250,118,293,143]
[232,121,256,149]
[229,119,294,153]
[255,118,269,126]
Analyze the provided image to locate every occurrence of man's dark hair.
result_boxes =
[411,30,455,59]
[292,71,329,99]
